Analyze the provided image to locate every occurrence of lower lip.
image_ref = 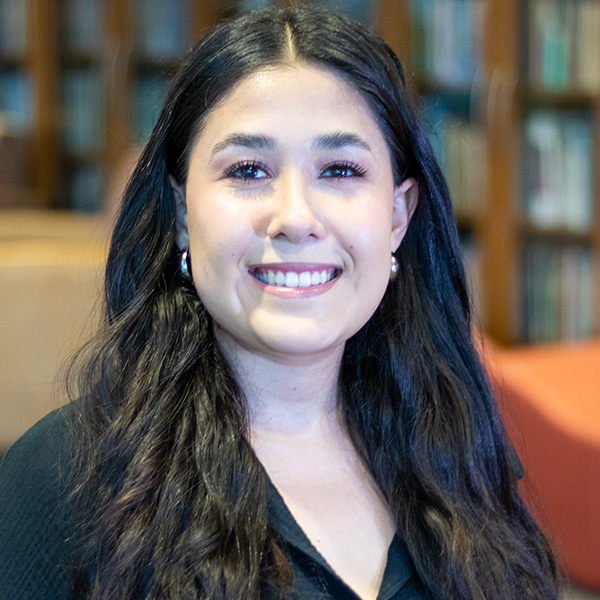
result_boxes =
[250,273,340,298]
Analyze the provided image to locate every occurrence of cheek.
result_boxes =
[342,210,394,260]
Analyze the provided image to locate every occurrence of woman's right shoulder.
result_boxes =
[0,399,85,523]
[0,399,82,482]
[0,400,87,598]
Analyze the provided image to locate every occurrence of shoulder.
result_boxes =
[0,401,81,499]
[0,401,82,599]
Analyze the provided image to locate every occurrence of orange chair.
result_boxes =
[489,341,600,591]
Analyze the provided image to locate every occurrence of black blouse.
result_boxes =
[0,404,430,599]
[267,480,430,599]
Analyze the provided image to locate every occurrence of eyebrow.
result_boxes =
[210,131,372,158]
[211,134,275,158]
[312,132,372,152]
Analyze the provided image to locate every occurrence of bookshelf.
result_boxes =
[0,0,222,212]
[392,0,490,326]
[0,0,598,345]
[379,0,599,345]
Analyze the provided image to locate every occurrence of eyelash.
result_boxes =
[320,161,367,179]
[223,160,270,182]
[223,160,367,182]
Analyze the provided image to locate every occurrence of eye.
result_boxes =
[320,161,367,179]
[224,161,270,181]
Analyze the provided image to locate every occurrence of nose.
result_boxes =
[265,172,326,243]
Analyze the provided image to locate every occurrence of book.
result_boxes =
[524,110,593,232]
[0,70,33,131]
[132,72,171,143]
[67,164,104,211]
[62,68,105,153]
[524,242,593,342]
[528,0,600,92]
[411,0,487,87]
[133,0,191,60]
[0,0,28,54]
[577,0,600,93]
[62,0,103,53]
[422,94,486,218]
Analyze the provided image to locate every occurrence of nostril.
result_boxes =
[266,205,326,243]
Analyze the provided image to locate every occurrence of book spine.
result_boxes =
[63,0,103,53]
[62,68,105,153]
[524,110,593,232]
[411,0,485,86]
[0,0,28,54]
[529,0,600,92]
[0,70,33,130]
[525,242,594,341]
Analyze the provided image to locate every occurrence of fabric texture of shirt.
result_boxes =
[0,403,430,599]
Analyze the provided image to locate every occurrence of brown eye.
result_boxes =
[320,162,366,178]
[226,161,269,181]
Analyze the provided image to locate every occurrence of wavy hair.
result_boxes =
[68,5,559,599]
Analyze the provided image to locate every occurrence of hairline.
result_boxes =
[178,58,399,185]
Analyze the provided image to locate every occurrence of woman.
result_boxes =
[0,5,559,599]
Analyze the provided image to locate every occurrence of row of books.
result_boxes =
[62,0,191,58]
[523,110,593,232]
[66,165,105,212]
[235,0,374,23]
[133,0,192,60]
[523,242,594,342]
[62,69,105,153]
[0,70,33,131]
[528,0,600,92]
[0,0,27,54]
[61,0,104,53]
[132,73,171,142]
[424,96,486,217]
[0,0,191,59]
[410,0,486,87]
[60,68,175,151]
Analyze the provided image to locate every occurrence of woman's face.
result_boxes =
[172,64,417,364]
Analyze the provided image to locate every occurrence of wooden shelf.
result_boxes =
[523,87,597,108]
[521,223,594,246]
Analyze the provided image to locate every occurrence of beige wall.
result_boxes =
[0,212,108,449]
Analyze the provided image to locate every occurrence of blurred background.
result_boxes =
[0,0,598,596]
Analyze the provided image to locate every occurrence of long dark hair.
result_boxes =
[68,5,559,599]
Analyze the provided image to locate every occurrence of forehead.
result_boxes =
[191,63,389,156]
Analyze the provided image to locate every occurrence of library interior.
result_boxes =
[0,0,598,597]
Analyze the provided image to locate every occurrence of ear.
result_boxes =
[391,177,419,252]
[169,175,190,250]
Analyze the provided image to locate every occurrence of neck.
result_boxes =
[216,330,344,437]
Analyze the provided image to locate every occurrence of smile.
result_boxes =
[248,263,341,297]
[250,266,338,288]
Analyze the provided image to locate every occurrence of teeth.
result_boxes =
[254,268,336,287]
[299,272,312,287]
[285,272,299,287]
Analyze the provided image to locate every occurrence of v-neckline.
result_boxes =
[265,477,415,599]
